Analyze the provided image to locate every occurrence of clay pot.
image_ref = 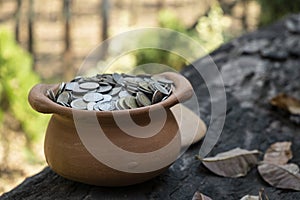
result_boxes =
[28,72,193,186]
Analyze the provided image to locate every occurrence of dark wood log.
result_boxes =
[2,14,300,200]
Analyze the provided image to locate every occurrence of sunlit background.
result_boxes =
[0,0,299,194]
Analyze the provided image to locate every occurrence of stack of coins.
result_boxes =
[46,73,174,111]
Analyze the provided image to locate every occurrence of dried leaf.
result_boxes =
[192,191,212,200]
[270,93,300,115]
[258,188,269,200]
[240,188,269,200]
[258,163,300,191]
[263,141,292,165]
[240,195,259,200]
[201,148,260,177]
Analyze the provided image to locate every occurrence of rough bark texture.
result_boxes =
[2,14,300,200]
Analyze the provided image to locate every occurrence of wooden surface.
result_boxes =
[2,14,300,199]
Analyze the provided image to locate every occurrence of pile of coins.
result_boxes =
[46,73,174,111]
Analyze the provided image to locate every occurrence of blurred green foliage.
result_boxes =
[0,29,49,143]
[257,0,300,25]
[134,2,229,71]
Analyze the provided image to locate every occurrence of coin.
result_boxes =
[101,94,112,102]
[152,76,174,84]
[55,82,66,99]
[98,85,112,93]
[70,98,87,110]
[87,102,96,110]
[153,82,169,95]
[72,83,88,94]
[152,90,164,104]
[47,89,56,101]
[138,86,153,95]
[138,82,150,90]
[57,91,70,105]
[97,101,116,111]
[124,96,138,109]
[110,87,122,96]
[50,73,174,111]
[119,90,130,98]
[116,97,128,110]
[71,76,82,82]
[112,73,122,82]
[65,82,79,91]
[83,92,104,102]
[136,92,151,107]
[79,82,99,90]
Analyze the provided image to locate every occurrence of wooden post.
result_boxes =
[101,0,109,42]
[15,0,22,43]
[62,0,73,80]
[28,0,34,55]
[63,0,71,52]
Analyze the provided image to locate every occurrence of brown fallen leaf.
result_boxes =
[258,163,300,191]
[201,148,260,177]
[240,188,269,200]
[263,141,292,165]
[270,93,300,115]
[192,191,212,200]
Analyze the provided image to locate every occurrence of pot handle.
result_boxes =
[160,72,193,104]
[28,83,60,114]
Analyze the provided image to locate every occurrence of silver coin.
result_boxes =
[70,98,87,110]
[72,83,88,94]
[56,82,66,99]
[57,91,70,105]
[46,89,56,101]
[137,74,152,78]
[79,82,99,90]
[138,82,150,90]
[65,82,79,91]
[153,82,169,95]
[152,90,164,104]
[83,92,104,102]
[115,100,122,110]
[136,92,151,107]
[101,94,113,102]
[152,76,174,84]
[127,85,138,92]
[124,96,138,109]
[119,90,130,98]
[102,77,115,85]
[137,86,153,95]
[161,96,169,101]
[71,93,84,100]
[116,97,127,110]
[87,102,96,110]
[110,87,122,96]
[126,85,138,95]
[97,101,115,111]
[50,73,174,111]
[112,73,122,82]
[148,82,157,92]
[80,76,100,83]
[124,77,137,86]
[71,76,82,82]
[98,85,112,93]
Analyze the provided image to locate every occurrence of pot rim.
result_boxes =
[28,72,193,118]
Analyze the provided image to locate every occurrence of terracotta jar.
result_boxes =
[28,72,193,186]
